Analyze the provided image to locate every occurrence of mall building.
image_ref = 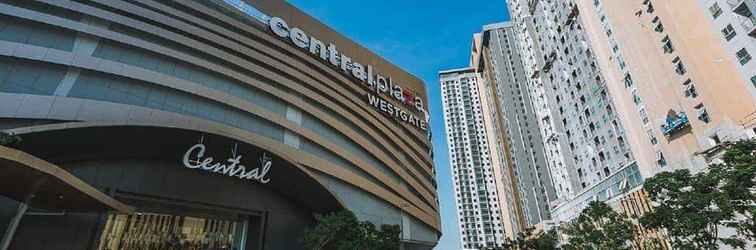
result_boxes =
[0,0,440,249]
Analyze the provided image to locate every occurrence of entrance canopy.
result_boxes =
[0,145,133,213]
[12,125,343,214]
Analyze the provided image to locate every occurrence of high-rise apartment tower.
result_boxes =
[504,0,756,225]
[440,68,510,249]
[471,22,557,228]
[505,0,643,222]
[574,0,756,222]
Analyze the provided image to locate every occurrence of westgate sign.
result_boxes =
[182,143,272,183]
[367,93,428,131]
[268,17,428,131]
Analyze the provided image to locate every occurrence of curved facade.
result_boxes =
[0,0,439,249]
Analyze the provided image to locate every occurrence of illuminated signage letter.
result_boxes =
[351,63,367,81]
[415,97,424,111]
[341,55,352,72]
[290,27,309,49]
[391,84,404,101]
[376,75,389,93]
[269,17,289,38]
[309,37,328,60]
[327,44,340,67]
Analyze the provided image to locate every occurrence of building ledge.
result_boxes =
[0,145,133,213]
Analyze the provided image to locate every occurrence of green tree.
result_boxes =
[715,139,756,246]
[0,131,21,147]
[302,210,401,250]
[563,201,635,250]
[501,227,558,250]
[640,169,724,249]
[527,229,558,250]
[375,225,401,250]
[640,139,756,249]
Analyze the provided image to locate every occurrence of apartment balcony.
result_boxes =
[737,14,756,38]
[542,61,554,74]
[565,5,579,26]
[529,0,540,15]
[542,52,557,73]
[729,0,756,38]
[661,111,690,136]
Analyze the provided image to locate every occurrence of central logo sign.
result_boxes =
[182,143,272,183]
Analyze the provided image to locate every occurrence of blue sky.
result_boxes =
[286,1,510,249]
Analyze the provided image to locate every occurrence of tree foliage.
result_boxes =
[500,227,558,250]
[302,210,401,250]
[640,139,756,249]
[0,131,21,147]
[716,139,756,244]
[562,200,635,250]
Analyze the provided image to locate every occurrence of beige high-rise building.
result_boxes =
[571,0,756,245]
[503,0,756,234]
[576,0,756,183]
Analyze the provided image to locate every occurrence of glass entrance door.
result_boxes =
[97,212,247,250]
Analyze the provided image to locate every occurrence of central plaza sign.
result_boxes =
[268,17,429,131]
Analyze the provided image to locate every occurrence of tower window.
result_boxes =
[722,24,737,41]
[737,48,752,65]
[673,57,686,75]
[662,36,674,53]
[695,103,711,123]
[654,22,665,32]
[709,3,723,19]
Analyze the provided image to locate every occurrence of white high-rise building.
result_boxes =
[505,0,641,223]
[440,68,508,249]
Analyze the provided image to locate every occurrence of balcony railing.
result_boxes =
[729,0,756,37]
[565,5,579,26]
[529,0,540,15]
[541,52,557,73]
[740,15,756,38]
[661,112,690,136]
[729,0,751,13]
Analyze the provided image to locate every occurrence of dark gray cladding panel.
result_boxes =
[8,212,100,250]
[0,196,20,240]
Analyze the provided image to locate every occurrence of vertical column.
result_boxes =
[401,211,411,239]
[245,214,266,250]
[284,102,302,149]
[53,16,110,97]
[0,177,46,250]
[0,203,27,250]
